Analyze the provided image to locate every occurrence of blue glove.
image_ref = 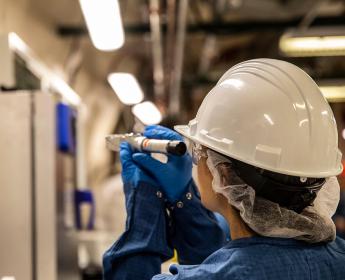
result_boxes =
[132,125,193,202]
[120,142,158,188]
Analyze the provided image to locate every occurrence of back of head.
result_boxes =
[175,59,342,242]
[229,157,325,213]
[176,58,342,178]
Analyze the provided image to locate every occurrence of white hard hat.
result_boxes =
[175,58,342,178]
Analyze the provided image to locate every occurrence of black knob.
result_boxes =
[166,141,187,156]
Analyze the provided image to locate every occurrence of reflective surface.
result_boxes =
[176,59,343,178]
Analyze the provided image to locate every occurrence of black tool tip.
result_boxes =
[167,141,187,156]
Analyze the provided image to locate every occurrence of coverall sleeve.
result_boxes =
[168,180,227,265]
[103,182,174,280]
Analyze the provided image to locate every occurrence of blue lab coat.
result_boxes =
[334,191,345,239]
[103,181,345,280]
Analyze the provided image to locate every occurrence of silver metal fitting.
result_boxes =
[156,191,163,198]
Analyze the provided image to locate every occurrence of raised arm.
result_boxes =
[167,180,227,264]
[103,143,173,280]
[133,125,227,265]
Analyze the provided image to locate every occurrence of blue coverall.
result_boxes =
[334,191,345,239]
[103,180,345,280]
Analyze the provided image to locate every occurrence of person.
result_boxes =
[103,59,345,280]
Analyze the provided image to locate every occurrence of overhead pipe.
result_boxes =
[149,0,165,101]
[165,0,177,105]
[299,0,328,31]
[169,0,189,115]
[198,35,217,76]
[58,16,345,36]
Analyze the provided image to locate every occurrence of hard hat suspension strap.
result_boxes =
[231,159,326,213]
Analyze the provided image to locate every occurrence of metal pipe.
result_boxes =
[169,0,188,115]
[299,0,328,31]
[57,16,345,36]
[198,35,217,76]
[149,0,165,101]
[165,0,177,105]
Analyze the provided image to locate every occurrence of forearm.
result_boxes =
[104,249,162,280]
[168,180,226,265]
[103,182,173,280]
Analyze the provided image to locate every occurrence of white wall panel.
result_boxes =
[34,92,56,280]
[0,92,32,280]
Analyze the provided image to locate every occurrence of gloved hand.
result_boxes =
[133,125,193,202]
[120,142,158,189]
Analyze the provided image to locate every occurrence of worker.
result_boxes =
[103,59,345,280]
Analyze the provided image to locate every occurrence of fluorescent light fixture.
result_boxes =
[79,0,124,51]
[108,73,144,105]
[132,101,162,125]
[51,76,81,106]
[9,32,50,80]
[8,32,28,54]
[8,32,82,106]
[280,27,345,57]
[319,85,345,103]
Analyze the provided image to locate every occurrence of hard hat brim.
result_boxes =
[174,125,343,178]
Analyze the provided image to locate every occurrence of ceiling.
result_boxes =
[21,0,345,185]
[28,0,345,123]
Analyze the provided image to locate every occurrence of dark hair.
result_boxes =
[216,153,325,213]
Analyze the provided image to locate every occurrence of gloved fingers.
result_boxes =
[144,125,182,141]
[145,124,161,130]
[145,125,169,131]
[144,125,192,164]
[144,129,176,140]
[166,154,185,163]
[145,125,177,136]
[132,153,164,174]
[119,142,136,170]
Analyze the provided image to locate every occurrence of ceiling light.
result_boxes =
[9,32,50,79]
[8,33,81,106]
[8,32,28,54]
[132,101,162,125]
[108,73,144,105]
[79,0,124,51]
[50,76,81,106]
[279,27,345,57]
[319,85,345,102]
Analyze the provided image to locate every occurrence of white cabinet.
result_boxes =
[0,92,56,280]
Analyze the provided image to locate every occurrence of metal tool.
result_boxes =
[105,133,187,156]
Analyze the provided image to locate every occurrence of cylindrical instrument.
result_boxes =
[106,133,186,156]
